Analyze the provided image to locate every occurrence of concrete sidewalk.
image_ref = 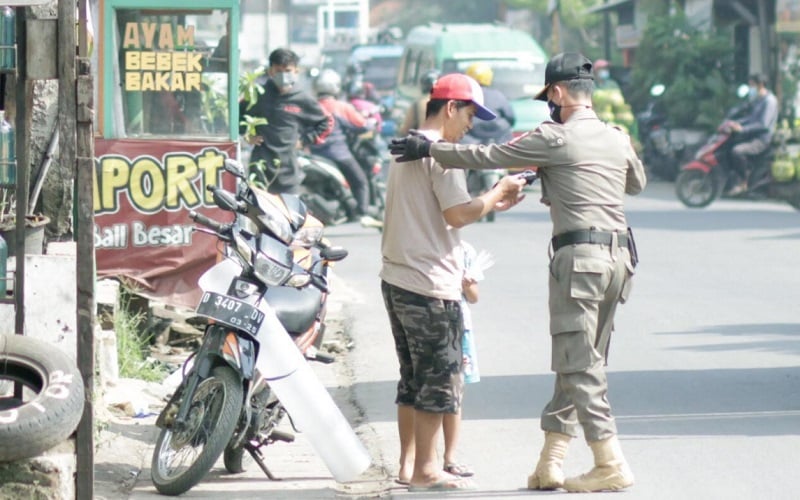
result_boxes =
[93,275,391,499]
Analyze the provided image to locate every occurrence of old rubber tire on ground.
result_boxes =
[151,365,242,496]
[0,334,85,462]
[675,169,721,208]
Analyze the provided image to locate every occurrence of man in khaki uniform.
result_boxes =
[389,52,646,493]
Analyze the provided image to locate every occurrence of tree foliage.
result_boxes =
[503,0,609,57]
[626,11,737,130]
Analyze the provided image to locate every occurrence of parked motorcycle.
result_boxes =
[674,89,800,210]
[637,84,706,181]
[150,159,370,495]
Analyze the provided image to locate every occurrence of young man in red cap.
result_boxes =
[389,52,646,493]
[380,73,527,492]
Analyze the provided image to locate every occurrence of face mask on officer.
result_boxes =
[273,71,297,90]
[548,100,564,124]
[748,86,758,100]
[597,69,610,81]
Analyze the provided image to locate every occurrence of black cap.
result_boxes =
[534,52,594,101]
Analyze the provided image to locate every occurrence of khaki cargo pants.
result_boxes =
[541,243,633,442]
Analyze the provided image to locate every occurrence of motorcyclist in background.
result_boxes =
[462,62,515,145]
[348,79,383,133]
[397,69,440,135]
[461,63,515,216]
[310,69,380,226]
[725,73,779,195]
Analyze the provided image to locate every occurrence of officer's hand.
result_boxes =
[389,131,432,162]
[494,175,526,211]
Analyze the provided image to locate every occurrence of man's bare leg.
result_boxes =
[397,404,415,483]
[410,409,446,486]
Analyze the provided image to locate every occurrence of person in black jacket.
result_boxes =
[240,48,332,194]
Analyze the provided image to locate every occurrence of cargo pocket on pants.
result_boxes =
[550,313,598,373]
[570,258,610,301]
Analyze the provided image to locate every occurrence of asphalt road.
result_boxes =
[326,179,800,500]
[112,179,800,500]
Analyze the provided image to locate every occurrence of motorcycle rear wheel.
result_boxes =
[675,169,721,208]
[151,365,243,496]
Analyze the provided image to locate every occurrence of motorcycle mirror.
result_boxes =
[736,84,750,99]
[208,185,244,213]
[223,159,246,180]
[650,84,665,97]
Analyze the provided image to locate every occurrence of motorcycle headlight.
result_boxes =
[253,251,292,286]
[285,273,311,287]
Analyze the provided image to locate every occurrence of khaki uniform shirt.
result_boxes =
[430,108,646,235]
[380,129,471,301]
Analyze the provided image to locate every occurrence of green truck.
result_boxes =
[393,23,551,135]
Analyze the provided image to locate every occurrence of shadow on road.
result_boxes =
[655,322,800,356]
[347,364,800,438]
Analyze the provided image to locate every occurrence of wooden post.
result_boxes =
[59,0,95,498]
[13,3,30,338]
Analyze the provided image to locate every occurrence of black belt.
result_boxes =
[551,229,628,252]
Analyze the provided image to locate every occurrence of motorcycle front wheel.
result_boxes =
[151,365,243,496]
[675,169,722,208]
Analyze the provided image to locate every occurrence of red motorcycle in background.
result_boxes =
[675,95,800,210]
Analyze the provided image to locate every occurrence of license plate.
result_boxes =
[196,292,265,336]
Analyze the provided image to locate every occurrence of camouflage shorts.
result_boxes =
[381,281,463,414]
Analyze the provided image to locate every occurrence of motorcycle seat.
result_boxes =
[264,285,323,335]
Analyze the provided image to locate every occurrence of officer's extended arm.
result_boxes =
[389,133,432,162]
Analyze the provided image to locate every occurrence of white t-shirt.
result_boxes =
[380,129,471,301]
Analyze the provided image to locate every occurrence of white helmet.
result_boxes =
[314,69,342,96]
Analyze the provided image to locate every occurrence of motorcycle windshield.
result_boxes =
[252,189,295,244]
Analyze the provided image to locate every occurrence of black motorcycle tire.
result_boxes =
[675,169,722,208]
[151,365,243,496]
[0,334,85,463]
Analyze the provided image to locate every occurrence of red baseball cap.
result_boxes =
[430,73,497,121]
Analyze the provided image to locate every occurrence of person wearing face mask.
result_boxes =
[593,59,619,90]
[239,48,332,194]
[725,73,779,196]
[389,52,646,493]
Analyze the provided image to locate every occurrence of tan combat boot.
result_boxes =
[563,435,634,492]
[526,431,571,490]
